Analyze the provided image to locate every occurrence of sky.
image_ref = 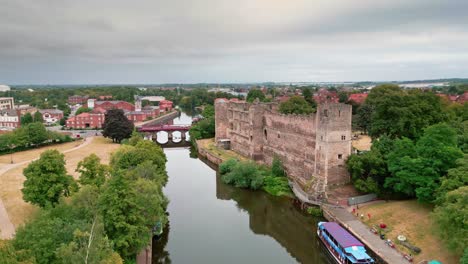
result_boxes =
[1,0,467,85]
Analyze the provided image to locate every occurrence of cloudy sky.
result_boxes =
[1,0,467,84]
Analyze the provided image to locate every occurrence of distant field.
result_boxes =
[359,200,459,264]
[0,136,119,228]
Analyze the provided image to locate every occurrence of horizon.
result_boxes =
[1,0,468,84]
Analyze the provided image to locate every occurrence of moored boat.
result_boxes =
[317,222,375,264]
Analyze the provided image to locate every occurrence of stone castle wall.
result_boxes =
[214,99,352,195]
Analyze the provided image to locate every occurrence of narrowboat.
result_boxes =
[317,222,375,264]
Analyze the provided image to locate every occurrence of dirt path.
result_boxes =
[0,138,94,239]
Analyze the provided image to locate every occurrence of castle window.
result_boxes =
[250,136,253,141]
[324,110,328,117]
[230,123,233,130]
[338,154,343,159]
[341,135,346,140]
[278,133,280,139]
[264,129,268,139]
[338,110,341,117]
[321,136,323,141]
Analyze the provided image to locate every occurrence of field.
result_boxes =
[0,137,119,231]
[358,200,459,264]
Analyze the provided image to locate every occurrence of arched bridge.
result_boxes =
[138,125,192,146]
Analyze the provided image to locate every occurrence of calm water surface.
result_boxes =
[152,112,329,264]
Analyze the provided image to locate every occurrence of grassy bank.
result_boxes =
[358,200,459,264]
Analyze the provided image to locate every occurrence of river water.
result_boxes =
[152,112,329,264]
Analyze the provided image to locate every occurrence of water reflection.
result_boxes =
[153,148,329,264]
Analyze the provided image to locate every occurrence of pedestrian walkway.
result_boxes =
[322,205,408,264]
[0,137,94,239]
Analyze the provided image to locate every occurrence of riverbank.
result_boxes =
[196,138,246,165]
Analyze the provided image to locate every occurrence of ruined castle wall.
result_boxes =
[227,101,254,158]
[315,103,352,186]
[262,112,317,185]
[214,99,229,142]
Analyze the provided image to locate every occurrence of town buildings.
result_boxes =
[39,109,64,125]
[347,93,368,104]
[215,98,352,197]
[68,95,89,105]
[0,97,15,110]
[0,109,20,129]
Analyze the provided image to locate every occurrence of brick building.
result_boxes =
[66,111,105,129]
[347,93,368,104]
[159,100,173,112]
[0,109,20,129]
[215,99,352,197]
[68,95,89,105]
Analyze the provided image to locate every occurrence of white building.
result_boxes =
[0,97,15,110]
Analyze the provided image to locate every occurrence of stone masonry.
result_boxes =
[214,98,352,197]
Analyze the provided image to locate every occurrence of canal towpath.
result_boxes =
[322,204,408,264]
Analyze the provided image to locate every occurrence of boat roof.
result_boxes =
[321,222,364,248]
[345,246,372,261]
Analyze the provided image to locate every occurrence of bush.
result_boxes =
[271,156,285,177]
[219,159,238,175]
[263,176,291,196]
[307,206,323,217]
[221,161,264,190]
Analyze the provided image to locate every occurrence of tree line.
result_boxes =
[346,84,467,259]
[0,133,168,263]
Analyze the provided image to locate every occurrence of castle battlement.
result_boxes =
[214,99,352,196]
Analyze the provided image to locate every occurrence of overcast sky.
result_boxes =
[1,0,467,84]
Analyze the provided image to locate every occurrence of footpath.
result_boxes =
[322,205,407,264]
[0,137,94,239]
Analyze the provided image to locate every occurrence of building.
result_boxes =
[0,97,15,110]
[215,99,352,197]
[0,85,11,92]
[98,95,113,100]
[68,95,89,105]
[66,110,105,129]
[15,105,38,116]
[87,99,135,112]
[313,89,339,104]
[159,100,173,112]
[347,93,368,105]
[0,109,20,129]
[39,109,64,125]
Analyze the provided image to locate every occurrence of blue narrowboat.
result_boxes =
[317,222,375,264]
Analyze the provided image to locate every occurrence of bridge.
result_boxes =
[138,124,192,146]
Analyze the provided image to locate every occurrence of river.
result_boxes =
[152,112,330,264]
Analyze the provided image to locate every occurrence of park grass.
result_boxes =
[0,136,119,228]
[0,140,81,165]
[358,200,459,264]
[352,134,372,151]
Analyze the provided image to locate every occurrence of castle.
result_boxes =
[214,99,352,197]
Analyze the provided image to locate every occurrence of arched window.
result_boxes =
[264,129,268,139]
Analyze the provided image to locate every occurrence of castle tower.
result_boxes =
[214,99,229,142]
[135,96,142,112]
[314,103,352,191]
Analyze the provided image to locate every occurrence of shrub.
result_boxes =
[219,159,238,175]
[271,156,285,177]
[263,176,291,196]
[307,206,323,217]
[221,161,264,190]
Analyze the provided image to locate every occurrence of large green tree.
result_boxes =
[33,111,43,123]
[385,124,463,202]
[433,186,468,255]
[362,84,447,139]
[102,109,134,143]
[279,96,315,115]
[20,112,33,125]
[246,89,266,102]
[76,154,109,188]
[75,107,92,116]
[22,150,78,208]
[25,122,48,145]
[436,155,468,204]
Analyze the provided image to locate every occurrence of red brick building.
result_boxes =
[314,89,339,104]
[87,100,135,112]
[66,111,105,129]
[347,93,368,105]
[68,95,89,105]
[159,100,173,112]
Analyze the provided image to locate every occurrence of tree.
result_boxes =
[271,156,285,177]
[75,107,92,115]
[110,141,166,173]
[22,150,78,207]
[302,88,316,107]
[338,91,348,103]
[76,154,109,188]
[222,161,264,190]
[33,111,43,123]
[362,84,447,139]
[436,155,468,204]
[246,89,265,103]
[98,173,168,258]
[20,113,33,125]
[279,96,315,115]
[59,117,66,126]
[202,105,215,118]
[385,124,463,202]
[25,122,48,145]
[102,109,134,143]
[347,150,388,194]
[433,186,468,255]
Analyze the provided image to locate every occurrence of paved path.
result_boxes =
[0,137,94,239]
[322,205,407,264]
